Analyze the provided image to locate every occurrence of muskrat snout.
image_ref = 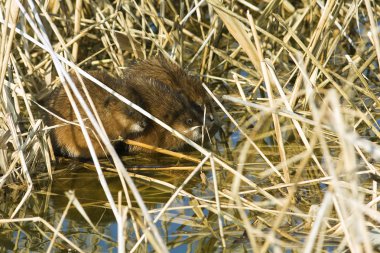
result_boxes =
[184,125,202,141]
[129,120,147,133]
[180,112,203,141]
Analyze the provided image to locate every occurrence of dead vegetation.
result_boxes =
[1,0,380,252]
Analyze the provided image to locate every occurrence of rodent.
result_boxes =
[44,58,211,158]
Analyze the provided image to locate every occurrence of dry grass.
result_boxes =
[1,0,380,252]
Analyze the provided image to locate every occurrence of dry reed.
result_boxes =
[1,0,380,252]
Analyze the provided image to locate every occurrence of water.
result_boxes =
[0,154,232,252]
[0,146,347,252]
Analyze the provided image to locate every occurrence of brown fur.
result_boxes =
[44,71,146,158]
[44,58,213,158]
[124,57,214,121]
[124,76,203,153]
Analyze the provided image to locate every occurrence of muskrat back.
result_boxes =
[124,57,214,122]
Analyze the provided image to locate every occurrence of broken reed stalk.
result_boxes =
[124,139,204,163]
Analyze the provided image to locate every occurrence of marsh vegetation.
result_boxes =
[1,0,380,252]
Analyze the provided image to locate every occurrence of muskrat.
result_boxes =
[44,69,204,158]
[123,57,214,123]
[44,71,147,158]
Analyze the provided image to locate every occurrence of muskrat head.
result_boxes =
[177,91,215,130]
[167,63,215,126]
[171,108,203,142]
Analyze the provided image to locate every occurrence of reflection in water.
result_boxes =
[0,147,347,252]
[1,157,248,252]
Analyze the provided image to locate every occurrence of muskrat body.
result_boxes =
[44,71,146,158]
[44,59,208,158]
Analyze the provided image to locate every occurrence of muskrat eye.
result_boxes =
[186,118,193,125]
